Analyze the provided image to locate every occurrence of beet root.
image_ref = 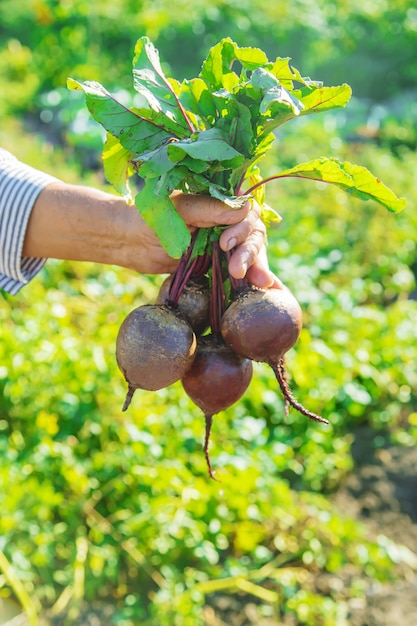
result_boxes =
[156,274,210,335]
[221,286,328,425]
[273,358,329,424]
[221,286,302,364]
[181,333,253,479]
[116,304,196,410]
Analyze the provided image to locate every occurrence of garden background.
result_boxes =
[1,1,417,624]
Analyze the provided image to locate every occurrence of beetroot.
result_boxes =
[182,333,253,479]
[221,285,328,425]
[221,286,302,363]
[156,274,210,335]
[116,304,196,410]
[114,237,327,479]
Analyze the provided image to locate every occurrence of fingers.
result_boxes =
[218,203,282,289]
[228,242,283,289]
[218,200,261,254]
[171,191,251,229]
[223,224,265,279]
[247,257,283,289]
[171,191,283,289]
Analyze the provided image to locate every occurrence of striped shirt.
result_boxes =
[0,148,59,295]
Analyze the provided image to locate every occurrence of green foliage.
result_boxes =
[1,3,417,624]
[69,36,403,262]
[0,286,410,624]
[260,120,417,442]
[1,122,417,623]
[1,0,416,119]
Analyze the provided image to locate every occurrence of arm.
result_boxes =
[0,149,58,294]
[1,150,280,293]
[23,182,281,288]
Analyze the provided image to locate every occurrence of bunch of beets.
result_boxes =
[116,232,328,479]
[69,36,404,478]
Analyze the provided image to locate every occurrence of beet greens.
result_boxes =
[68,36,405,262]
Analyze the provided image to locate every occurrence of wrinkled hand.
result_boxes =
[134,191,282,289]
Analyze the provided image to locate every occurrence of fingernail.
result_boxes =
[272,274,284,289]
[226,237,237,251]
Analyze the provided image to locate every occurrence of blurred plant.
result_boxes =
[1,7,417,620]
[1,0,416,114]
[1,118,417,620]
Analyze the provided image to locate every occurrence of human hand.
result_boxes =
[130,191,282,289]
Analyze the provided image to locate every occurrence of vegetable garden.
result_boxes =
[1,2,417,625]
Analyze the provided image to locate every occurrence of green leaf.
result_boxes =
[270,158,407,213]
[178,171,212,195]
[297,84,352,116]
[132,36,192,133]
[251,68,304,116]
[180,156,211,174]
[217,101,254,157]
[251,75,351,137]
[261,203,283,226]
[234,44,269,71]
[228,133,275,194]
[135,177,191,258]
[250,133,275,165]
[200,38,270,95]
[154,166,189,196]
[191,227,211,258]
[133,143,178,178]
[200,38,269,93]
[102,133,134,199]
[268,57,322,90]
[178,78,218,128]
[199,38,240,91]
[67,78,178,152]
[167,128,244,165]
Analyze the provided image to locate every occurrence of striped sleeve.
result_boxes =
[0,148,60,295]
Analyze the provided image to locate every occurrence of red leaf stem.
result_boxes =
[210,241,226,335]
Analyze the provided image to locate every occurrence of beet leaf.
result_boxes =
[68,36,406,258]
[246,158,406,214]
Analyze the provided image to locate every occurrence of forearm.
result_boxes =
[2,148,277,293]
[23,182,136,267]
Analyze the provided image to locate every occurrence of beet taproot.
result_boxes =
[116,304,196,410]
[156,274,210,335]
[182,333,253,479]
[221,285,302,363]
[221,286,328,424]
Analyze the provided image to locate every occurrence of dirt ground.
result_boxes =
[332,426,417,626]
[206,425,417,626]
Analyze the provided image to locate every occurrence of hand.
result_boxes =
[132,191,282,289]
